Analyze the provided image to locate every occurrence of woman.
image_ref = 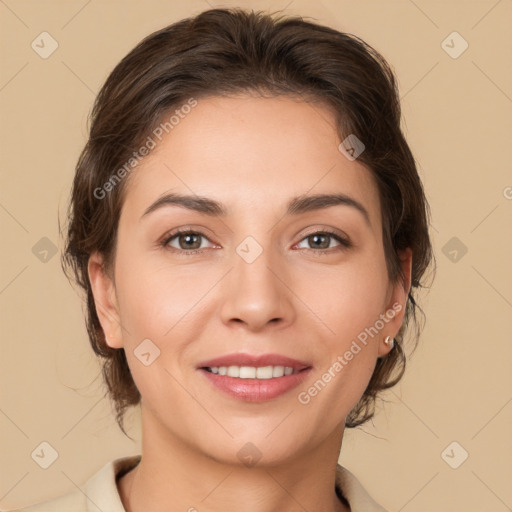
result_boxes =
[13,7,434,512]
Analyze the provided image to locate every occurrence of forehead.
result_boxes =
[122,94,381,228]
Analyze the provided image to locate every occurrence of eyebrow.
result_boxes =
[141,192,371,227]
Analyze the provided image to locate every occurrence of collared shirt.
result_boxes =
[9,455,387,512]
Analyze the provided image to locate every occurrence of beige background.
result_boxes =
[1,0,511,510]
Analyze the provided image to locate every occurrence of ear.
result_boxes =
[378,247,413,358]
[88,252,123,349]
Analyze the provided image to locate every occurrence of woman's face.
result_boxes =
[90,94,411,465]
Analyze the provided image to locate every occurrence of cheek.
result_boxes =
[112,254,200,420]
[112,252,215,393]
[299,252,389,411]
[307,253,390,347]
[114,249,210,340]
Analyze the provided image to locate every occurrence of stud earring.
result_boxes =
[384,336,395,350]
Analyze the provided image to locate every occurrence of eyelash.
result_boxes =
[161,228,352,256]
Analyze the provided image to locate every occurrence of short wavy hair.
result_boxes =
[62,7,435,435]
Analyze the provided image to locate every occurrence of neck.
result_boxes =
[118,407,350,512]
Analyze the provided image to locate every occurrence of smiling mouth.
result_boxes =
[202,365,307,379]
[199,362,313,402]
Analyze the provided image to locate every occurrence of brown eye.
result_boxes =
[307,233,331,249]
[177,233,202,250]
[163,230,214,253]
[296,231,351,252]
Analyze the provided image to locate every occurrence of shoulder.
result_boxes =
[7,489,86,512]
[335,464,388,512]
[4,455,141,512]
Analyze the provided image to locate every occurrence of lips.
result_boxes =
[197,353,311,371]
[197,352,312,402]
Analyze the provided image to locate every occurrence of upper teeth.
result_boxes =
[208,365,296,379]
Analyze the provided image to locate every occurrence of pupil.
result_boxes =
[311,234,328,249]
[181,234,199,249]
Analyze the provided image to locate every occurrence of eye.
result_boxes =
[161,228,352,255]
[162,229,216,254]
[295,230,351,252]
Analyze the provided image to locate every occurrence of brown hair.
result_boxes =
[62,7,435,435]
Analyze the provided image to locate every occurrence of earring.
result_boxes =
[384,336,395,350]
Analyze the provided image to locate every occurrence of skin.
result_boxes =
[89,94,412,512]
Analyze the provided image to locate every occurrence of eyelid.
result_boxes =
[297,224,351,242]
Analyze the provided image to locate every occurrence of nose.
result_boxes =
[219,244,295,332]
